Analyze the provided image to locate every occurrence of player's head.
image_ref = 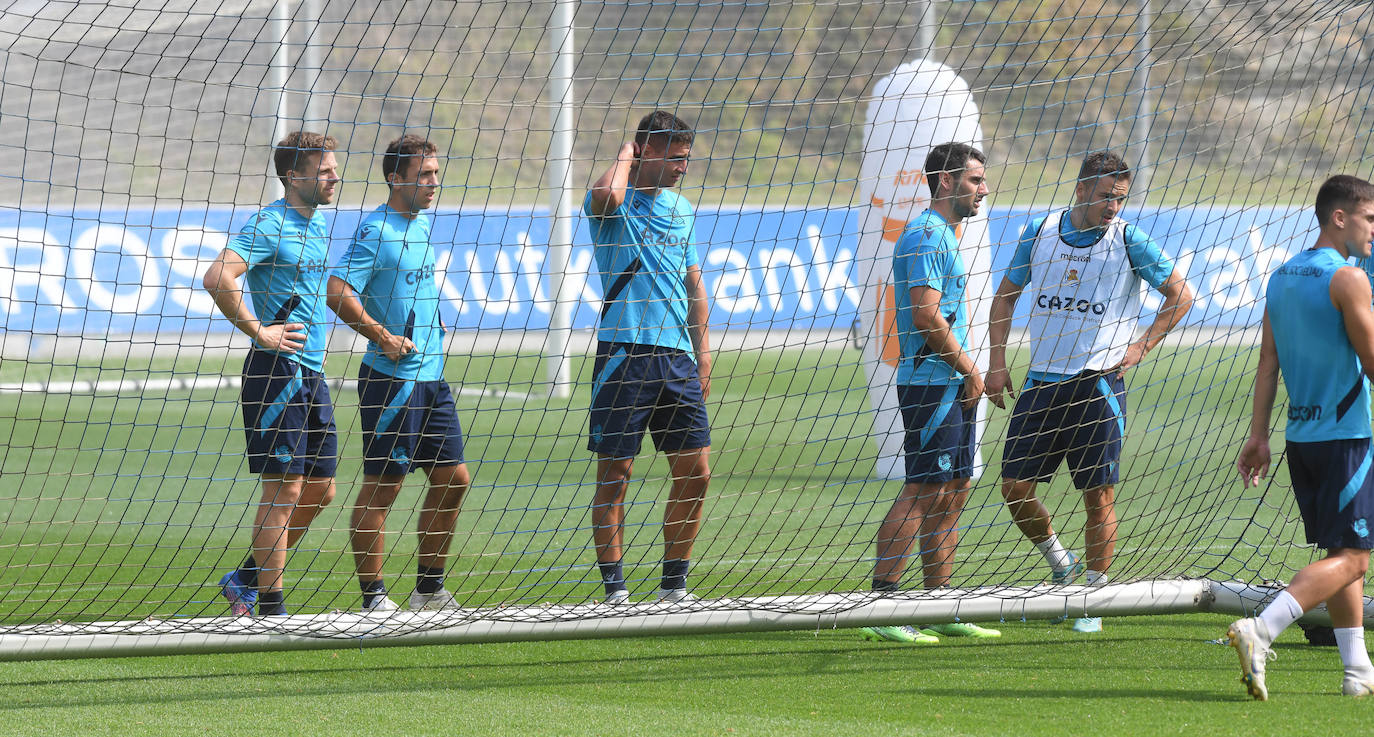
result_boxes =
[633,111,694,190]
[1315,174,1374,258]
[924,142,988,221]
[383,134,441,212]
[1072,151,1132,229]
[274,131,340,207]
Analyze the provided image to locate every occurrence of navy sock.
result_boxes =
[258,589,287,616]
[599,560,625,595]
[416,565,445,595]
[872,578,900,593]
[360,579,388,609]
[661,559,689,591]
[238,555,259,589]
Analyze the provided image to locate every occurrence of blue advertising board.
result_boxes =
[0,203,1319,336]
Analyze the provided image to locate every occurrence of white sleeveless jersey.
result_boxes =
[1022,211,1147,375]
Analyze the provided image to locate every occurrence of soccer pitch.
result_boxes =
[0,340,1356,732]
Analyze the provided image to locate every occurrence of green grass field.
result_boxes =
[0,341,1352,734]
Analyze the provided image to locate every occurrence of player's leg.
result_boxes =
[407,381,471,611]
[1229,438,1374,698]
[587,343,651,603]
[1059,373,1126,632]
[660,446,709,601]
[250,473,308,615]
[351,474,405,611]
[1000,378,1080,582]
[408,461,471,611]
[918,479,971,589]
[650,349,713,602]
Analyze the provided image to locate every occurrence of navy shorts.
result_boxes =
[899,383,975,483]
[1002,370,1125,490]
[588,342,711,458]
[1287,438,1374,550]
[241,349,338,477]
[357,363,466,477]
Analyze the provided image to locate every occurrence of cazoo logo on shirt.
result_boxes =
[1036,292,1107,315]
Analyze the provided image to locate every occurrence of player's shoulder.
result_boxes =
[246,199,290,232]
[658,188,694,216]
[355,205,394,242]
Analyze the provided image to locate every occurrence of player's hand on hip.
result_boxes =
[257,322,306,353]
[1114,341,1149,378]
[985,366,1015,409]
[380,333,416,362]
[1235,436,1272,488]
[961,369,985,410]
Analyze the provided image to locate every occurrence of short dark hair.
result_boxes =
[274,131,337,186]
[1315,174,1374,227]
[383,134,438,183]
[634,110,694,151]
[923,142,986,198]
[1077,151,1132,185]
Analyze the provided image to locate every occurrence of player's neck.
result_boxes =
[283,190,317,220]
[927,199,960,226]
[627,167,663,198]
[385,196,421,220]
[1313,232,1350,259]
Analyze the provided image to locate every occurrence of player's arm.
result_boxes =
[201,248,304,353]
[685,263,712,399]
[1333,265,1374,381]
[325,277,415,362]
[1118,266,1194,377]
[1236,312,1278,487]
[986,276,1022,409]
[911,285,982,409]
[586,142,637,217]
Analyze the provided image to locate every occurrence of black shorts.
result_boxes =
[588,342,711,458]
[1001,371,1125,490]
[241,349,337,477]
[1287,438,1374,549]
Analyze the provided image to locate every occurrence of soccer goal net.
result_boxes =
[0,0,1371,659]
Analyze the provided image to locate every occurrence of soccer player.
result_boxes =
[202,131,341,617]
[985,151,1193,633]
[584,111,711,604]
[327,134,471,612]
[861,142,1001,645]
[1230,175,1374,700]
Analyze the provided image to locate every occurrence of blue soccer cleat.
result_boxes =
[218,570,257,617]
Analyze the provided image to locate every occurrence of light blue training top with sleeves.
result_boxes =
[331,205,446,381]
[226,198,331,372]
[582,187,700,356]
[1267,247,1372,442]
[893,209,968,386]
[1006,214,1174,290]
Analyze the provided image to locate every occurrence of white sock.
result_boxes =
[1035,535,1072,572]
[1336,627,1374,677]
[1084,570,1109,587]
[1256,591,1304,644]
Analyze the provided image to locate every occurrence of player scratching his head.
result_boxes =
[583,111,712,605]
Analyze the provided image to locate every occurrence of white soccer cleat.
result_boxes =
[361,595,400,614]
[1071,617,1103,633]
[655,588,697,604]
[1227,617,1272,701]
[1342,675,1374,697]
[409,588,461,611]
[603,589,630,605]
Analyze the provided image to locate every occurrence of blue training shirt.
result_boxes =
[1006,214,1174,290]
[332,205,447,381]
[583,188,699,356]
[226,198,331,372]
[1268,247,1372,442]
[893,209,969,386]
